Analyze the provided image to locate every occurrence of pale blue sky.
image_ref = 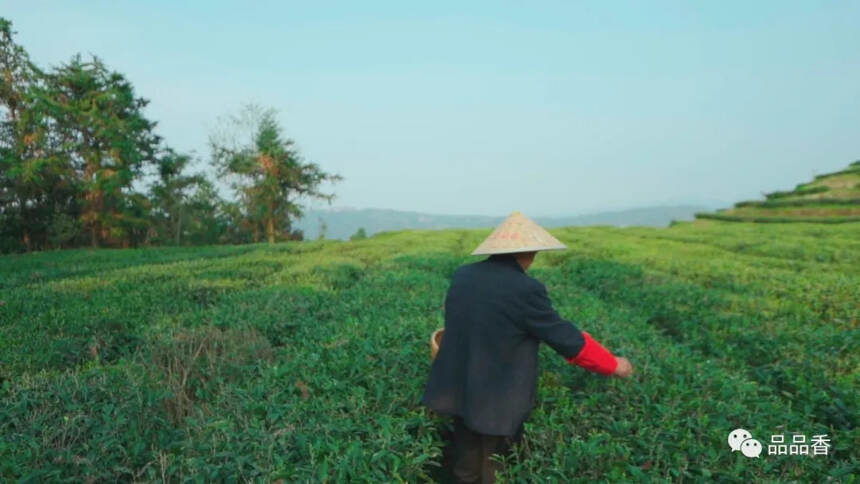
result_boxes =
[5,1,859,216]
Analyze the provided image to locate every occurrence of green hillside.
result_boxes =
[1,223,857,481]
[696,161,860,223]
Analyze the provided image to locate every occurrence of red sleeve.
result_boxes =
[565,331,618,375]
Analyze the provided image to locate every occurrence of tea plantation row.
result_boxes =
[0,221,857,482]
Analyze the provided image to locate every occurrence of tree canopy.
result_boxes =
[210,105,341,244]
[0,18,340,252]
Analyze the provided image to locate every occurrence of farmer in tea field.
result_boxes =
[422,211,634,483]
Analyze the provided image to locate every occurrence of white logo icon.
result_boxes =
[728,429,761,458]
[741,438,763,458]
[728,428,752,452]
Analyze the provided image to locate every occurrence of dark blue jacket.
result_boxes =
[422,253,587,436]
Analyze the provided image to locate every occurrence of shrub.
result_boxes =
[735,198,860,208]
[142,326,273,423]
[2,227,857,481]
[695,212,860,223]
[765,185,828,200]
[0,364,181,482]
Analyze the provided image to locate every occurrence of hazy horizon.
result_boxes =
[299,201,723,219]
[5,1,859,217]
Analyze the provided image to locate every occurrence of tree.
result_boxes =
[350,227,367,241]
[38,54,161,248]
[1,19,165,252]
[149,149,208,245]
[183,179,231,246]
[210,104,341,243]
[0,18,73,251]
[2,18,337,252]
[317,216,327,240]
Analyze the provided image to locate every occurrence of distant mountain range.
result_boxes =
[295,205,714,240]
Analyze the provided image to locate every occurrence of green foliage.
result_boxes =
[813,166,860,179]
[1,18,76,251]
[350,227,368,241]
[144,325,274,423]
[40,55,161,248]
[0,364,182,481]
[147,149,242,246]
[1,18,162,251]
[695,212,860,224]
[317,216,328,240]
[735,198,860,209]
[1,223,857,481]
[149,149,205,245]
[765,185,829,200]
[210,104,342,244]
[0,19,339,253]
[697,161,860,224]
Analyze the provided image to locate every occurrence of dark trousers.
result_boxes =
[448,417,524,484]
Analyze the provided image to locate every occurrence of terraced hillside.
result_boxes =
[697,161,860,223]
[1,222,857,482]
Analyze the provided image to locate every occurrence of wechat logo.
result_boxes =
[728,428,762,458]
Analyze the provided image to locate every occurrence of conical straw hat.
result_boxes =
[471,211,567,255]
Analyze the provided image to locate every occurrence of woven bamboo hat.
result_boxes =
[471,211,567,255]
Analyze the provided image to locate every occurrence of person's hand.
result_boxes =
[613,357,634,378]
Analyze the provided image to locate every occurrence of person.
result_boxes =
[422,211,634,483]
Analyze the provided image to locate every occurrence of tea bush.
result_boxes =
[0,222,857,482]
[695,213,860,224]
